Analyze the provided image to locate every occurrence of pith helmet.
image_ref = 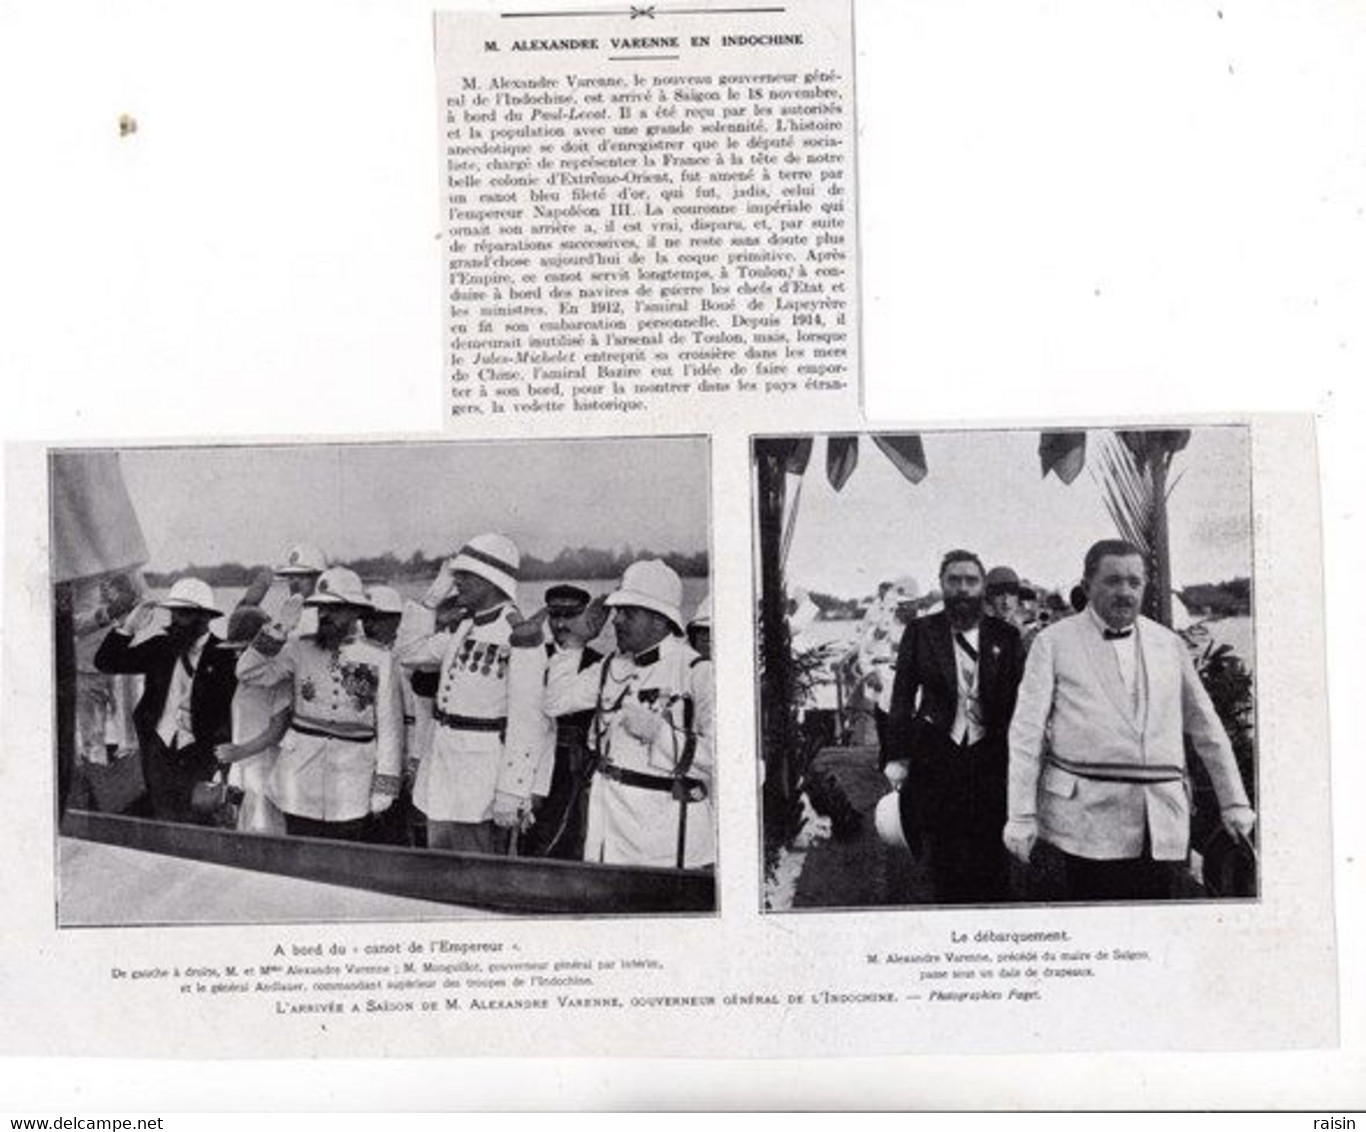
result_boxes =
[156,578,222,617]
[605,559,684,632]
[449,533,520,600]
[874,790,909,851]
[365,585,404,616]
[275,543,326,576]
[304,566,372,609]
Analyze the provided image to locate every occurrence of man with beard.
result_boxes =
[235,566,402,841]
[530,560,715,869]
[93,578,238,823]
[1003,539,1256,901]
[883,550,1025,904]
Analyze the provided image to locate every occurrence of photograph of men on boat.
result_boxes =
[754,425,1258,912]
[50,436,715,925]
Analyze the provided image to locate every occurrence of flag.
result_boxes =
[1039,431,1087,484]
[871,433,928,485]
[826,435,859,492]
[50,452,149,584]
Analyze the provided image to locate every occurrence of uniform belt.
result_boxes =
[596,761,708,803]
[433,707,506,735]
[290,719,376,744]
[1047,753,1185,785]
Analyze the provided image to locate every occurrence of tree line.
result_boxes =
[144,546,710,589]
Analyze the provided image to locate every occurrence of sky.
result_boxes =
[779,426,1253,599]
[114,438,710,571]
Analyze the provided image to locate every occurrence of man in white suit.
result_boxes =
[1002,539,1256,901]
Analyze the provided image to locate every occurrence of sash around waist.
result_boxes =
[433,707,507,735]
[290,717,376,744]
[1046,752,1186,785]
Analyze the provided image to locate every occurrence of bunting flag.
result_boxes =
[783,437,814,476]
[871,433,928,485]
[1039,431,1088,484]
[50,452,149,584]
[826,435,859,492]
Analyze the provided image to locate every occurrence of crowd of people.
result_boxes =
[73,536,716,871]
[847,539,1256,904]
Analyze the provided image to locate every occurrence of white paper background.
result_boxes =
[2,0,1363,1111]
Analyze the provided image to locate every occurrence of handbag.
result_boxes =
[190,765,245,828]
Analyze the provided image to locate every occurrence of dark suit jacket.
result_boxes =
[93,628,237,753]
[884,612,1024,846]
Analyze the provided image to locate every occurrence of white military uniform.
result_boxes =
[236,628,403,822]
[544,635,715,869]
[394,600,552,823]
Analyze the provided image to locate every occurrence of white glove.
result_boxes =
[491,790,526,829]
[620,701,664,743]
[564,594,609,648]
[121,599,160,636]
[883,759,909,788]
[275,593,305,634]
[1221,804,1256,841]
[369,791,394,816]
[422,558,458,609]
[1002,818,1037,864]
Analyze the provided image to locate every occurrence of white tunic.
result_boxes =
[394,601,551,823]
[545,635,715,869]
[237,629,403,822]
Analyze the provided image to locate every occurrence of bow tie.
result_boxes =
[1103,627,1133,640]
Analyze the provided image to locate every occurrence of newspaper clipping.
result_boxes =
[0,0,1343,1074]
[436,1,860,432]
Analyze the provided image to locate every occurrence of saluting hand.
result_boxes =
[508,607,549,648]
[122,599,160,636]
[564,593,609,648]
[422,556,459,609]
[275,593,305,633]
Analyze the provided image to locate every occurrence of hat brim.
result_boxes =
[275,566,323,577]
[604,589,682,632]
[304,593,372,610]
[157,598,223,617]
[449,555,517,600]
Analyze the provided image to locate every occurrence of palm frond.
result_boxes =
[1091,435,1158,558]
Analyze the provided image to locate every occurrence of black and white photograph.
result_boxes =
[755,425,1258,911]
[51,436,715,925]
